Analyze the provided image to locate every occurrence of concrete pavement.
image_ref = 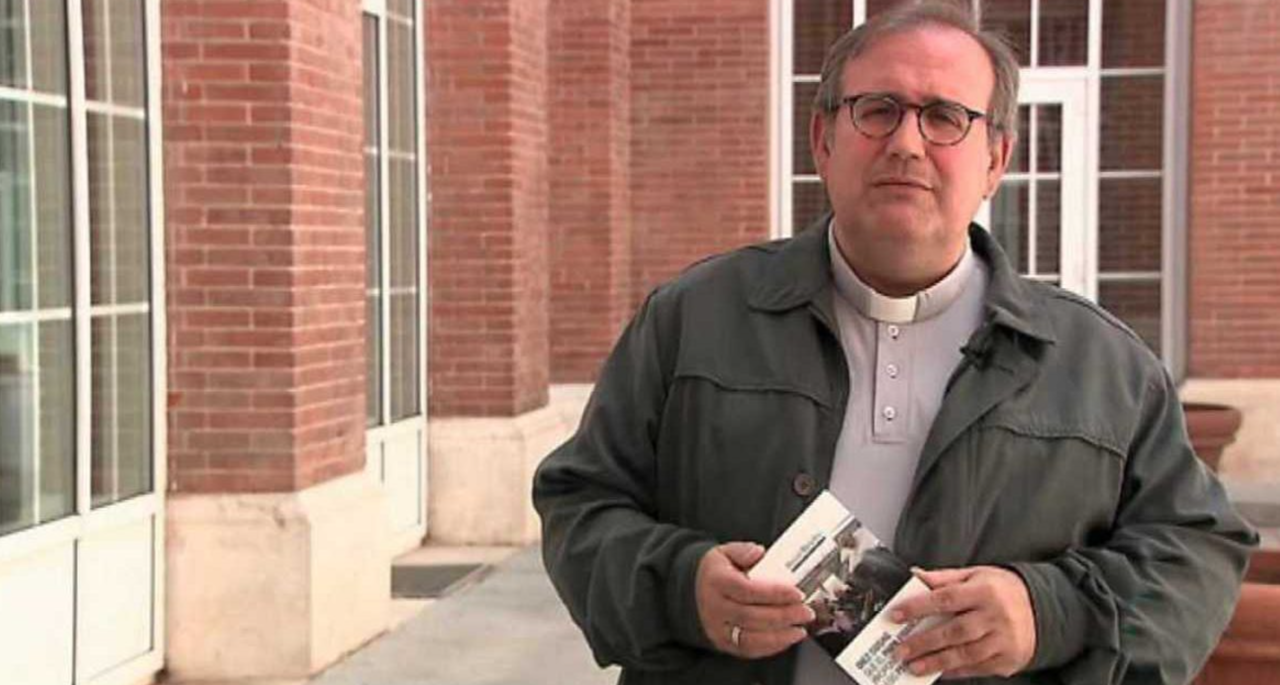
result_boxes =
[310,546,619,685]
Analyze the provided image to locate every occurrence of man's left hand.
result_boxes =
[889,566,1037,680]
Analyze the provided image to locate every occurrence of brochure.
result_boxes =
[749,491,942,685]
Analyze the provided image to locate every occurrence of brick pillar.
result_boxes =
[427,0,551,416]
[1189,0,1280,377]
[630,0,772,302]
[163,0,366,492]
[547,0,633,382]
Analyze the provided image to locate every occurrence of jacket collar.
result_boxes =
[747,213,1057,345]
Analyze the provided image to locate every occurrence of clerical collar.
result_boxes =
[827,222,976,324]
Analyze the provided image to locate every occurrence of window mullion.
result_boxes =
[378,13,393,427]
[66,0,93,521]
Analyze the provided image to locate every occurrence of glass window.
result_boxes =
[1,0,75,536]
[363,16,381,426]
[364,3,422,427]
[85,0,153,508]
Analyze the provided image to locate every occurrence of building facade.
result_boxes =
[0,0,1277,683]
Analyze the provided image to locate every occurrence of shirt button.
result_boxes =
[792,473,817,498]
[886,363,899,378]
[887,324,900,339]
[883,406,897,421]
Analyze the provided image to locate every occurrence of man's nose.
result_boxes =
[884,109,927,159]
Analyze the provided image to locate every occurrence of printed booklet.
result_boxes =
[748,491,942,685]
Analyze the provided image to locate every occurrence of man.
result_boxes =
[533,3,1257,684]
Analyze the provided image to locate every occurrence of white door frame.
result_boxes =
[362,0,429,555]
[977,69,1094,300]
[0,1,166,684]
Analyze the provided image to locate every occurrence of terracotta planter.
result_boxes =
[1183,402,1244,472]
[1194,549,1280,685]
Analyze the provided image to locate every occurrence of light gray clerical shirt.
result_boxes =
[794,224,989,684]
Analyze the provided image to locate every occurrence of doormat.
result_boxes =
[392,563,488,599]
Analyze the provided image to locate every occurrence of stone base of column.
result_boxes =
[165,472,390,683]
[1181,379,1280,482]
[427,385,592,545]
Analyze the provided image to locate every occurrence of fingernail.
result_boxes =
[910,661,926,675]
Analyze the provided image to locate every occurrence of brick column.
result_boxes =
[163,4,389,680]
[547,0,633,382]
[630,0,772,302]
[427,0,551,416]
[163,0,367,492]
[1189,0,1280,377]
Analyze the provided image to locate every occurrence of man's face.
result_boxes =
[811,26,1013,294]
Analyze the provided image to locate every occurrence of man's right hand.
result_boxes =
[696,542,815,659]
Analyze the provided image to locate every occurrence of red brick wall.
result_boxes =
[629,0,772,303]
[427,0,551,415]
[1189,0,1280,377]
[548,0,633,382]
[163,0,367,493]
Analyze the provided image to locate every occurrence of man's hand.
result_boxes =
[696,542,814,659]
[890,566,1037,680]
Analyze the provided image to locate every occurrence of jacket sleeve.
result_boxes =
[1008,368,1259,684]
[532,290,718,672]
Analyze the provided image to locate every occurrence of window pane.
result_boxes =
[1008,105,1029,173]
[83,0,145,106]
[1036,104,1061,173]
[794,0,852,75]
[389,158,417,290]
[1039,0,1088,66]
[39,320,73,522]
[0,324,35,535]
[867,0,910,20]
[388,0,413,18]
[0,0,27,88]
[1103,0,1165,69]
[793,82,818,177]
[980,0,1030,67]
[990,179,1028,272]
[1035,180,1059,274]
[0,100,33,311]
[792,181,829,233]
[366,296,380,426]
[389,293,418,421]
[1101,76,1164,171]
[88,114,150,305]
[363,15,382,426]
[35,105,72,308]
[1098,280,1162,356]
[31,0,67,95]
[387,17,414,155]
[1100,177,1162,272]
[91,313,152,507]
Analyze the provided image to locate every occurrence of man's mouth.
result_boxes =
[873,177,932,190]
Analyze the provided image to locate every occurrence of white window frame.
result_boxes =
[0,1,167,684]
[362,0,429,553]
[771,0,1188,374]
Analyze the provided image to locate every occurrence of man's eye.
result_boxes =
[925,105,967,130]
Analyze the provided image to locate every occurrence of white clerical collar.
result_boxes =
[827,221,976,324]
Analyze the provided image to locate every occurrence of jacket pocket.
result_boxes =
[657,372,830,543]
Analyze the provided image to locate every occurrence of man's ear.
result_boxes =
[811,111,831,179]
[984,131,1015,197]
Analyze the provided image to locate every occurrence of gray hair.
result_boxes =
[813,0,1020,142]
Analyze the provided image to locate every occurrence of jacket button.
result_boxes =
[792,473,816,498]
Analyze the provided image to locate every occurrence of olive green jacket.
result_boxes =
[533,221,1257,685]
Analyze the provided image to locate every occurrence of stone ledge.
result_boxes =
[166,472,390,683]
[427,385,592,545]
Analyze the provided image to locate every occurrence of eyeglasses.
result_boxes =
[835,93,988,146]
